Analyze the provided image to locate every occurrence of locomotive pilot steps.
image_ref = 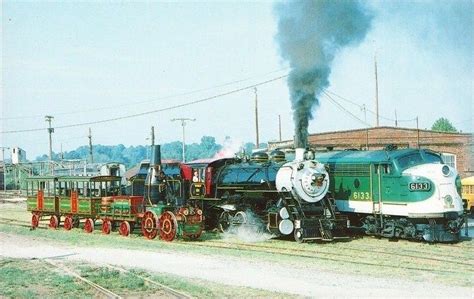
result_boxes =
[316,148,466,242]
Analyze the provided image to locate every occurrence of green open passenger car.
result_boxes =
[26,175,122,231]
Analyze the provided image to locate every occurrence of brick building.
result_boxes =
[268,126,474,178]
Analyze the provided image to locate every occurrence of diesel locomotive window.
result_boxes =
[397,153,424,169]
[424,152,443,163]
[374,164,392,175]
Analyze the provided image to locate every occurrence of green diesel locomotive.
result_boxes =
[316,148,465,242]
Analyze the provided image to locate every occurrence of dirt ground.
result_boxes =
[0,230,472,298]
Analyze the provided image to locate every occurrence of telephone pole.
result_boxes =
[1,147,10,191]
[374,52,380,127]
[416,116,420,148]
[45,115,54,161]
[278,114,282,142]
[171,118,196,162]
[394,110,398,127]
[254,87,260,148]
[88,127,93,163]
[361,104,367,124]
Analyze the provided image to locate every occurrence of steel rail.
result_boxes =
[200,239,474,267]
[42,259,122,299]
[181,240,471,274]
[107,264,193,299]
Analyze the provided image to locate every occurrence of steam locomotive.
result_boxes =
[182,148,348,242]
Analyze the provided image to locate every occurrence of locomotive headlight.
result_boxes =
[443,195,454,208]
[442,165,450,176]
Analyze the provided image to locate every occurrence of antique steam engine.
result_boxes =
[187,148,347,242]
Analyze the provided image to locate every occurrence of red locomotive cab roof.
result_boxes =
[181,157,235,180]
[184,157,234,167]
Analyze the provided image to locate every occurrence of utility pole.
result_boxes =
[88,127,93,163]
[394,110,398,127]
[254,87,260,148]
[416,116,420,148]
[278,114,282,142]
[361,104,367,124]
[0,147,10,191]
[45,115,54,161]
[171,118,196,163]
[374,53,380,127]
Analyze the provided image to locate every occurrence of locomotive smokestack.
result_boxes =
[274,1,372,149]
[146,145,162,205]
[150,145,161,167]
[295,148,305,161]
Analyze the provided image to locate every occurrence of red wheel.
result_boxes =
[84,218,94,233]
[119,221,131,237]
[49,215,59,229]
[31,213,39,229]
[102,220,112,234]
[63,216,73,231]
[141,211,158,240]
[159,211,177,242]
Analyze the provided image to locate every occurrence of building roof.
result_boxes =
[269,126,472,148]
[315,148,419,164]
[310,126,472,137]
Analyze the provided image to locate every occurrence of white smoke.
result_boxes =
[213,137,243,159]
[222,209,274,243]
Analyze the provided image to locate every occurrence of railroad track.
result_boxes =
[199,239,474,267]
[181,240,472,274]
[0,218,192,298]
[42,259,122,298]
[107,264,192,299]
[1,216,472,274]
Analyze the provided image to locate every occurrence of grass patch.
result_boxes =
[0,258,293,298]
[0,258,92,298]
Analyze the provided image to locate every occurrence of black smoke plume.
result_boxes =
[274,1,373,148]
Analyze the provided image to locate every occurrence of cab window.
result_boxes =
[375,164,392,175]
[397,153,424,169]
[424,152,443,164]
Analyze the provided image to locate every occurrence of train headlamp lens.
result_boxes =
[442,165,450,176]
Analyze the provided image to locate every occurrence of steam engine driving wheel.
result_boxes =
[141,211,158,240]
[159,211,178,242]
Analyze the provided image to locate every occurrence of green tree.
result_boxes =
[431,117,457,132]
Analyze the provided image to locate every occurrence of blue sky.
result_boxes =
[1,0,472,159]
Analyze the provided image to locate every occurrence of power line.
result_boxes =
[321,91,372,127]
[0,68,289,121]
[1,75,288,134]
[325,89,417,123]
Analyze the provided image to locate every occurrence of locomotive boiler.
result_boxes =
[183,148,348,242]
